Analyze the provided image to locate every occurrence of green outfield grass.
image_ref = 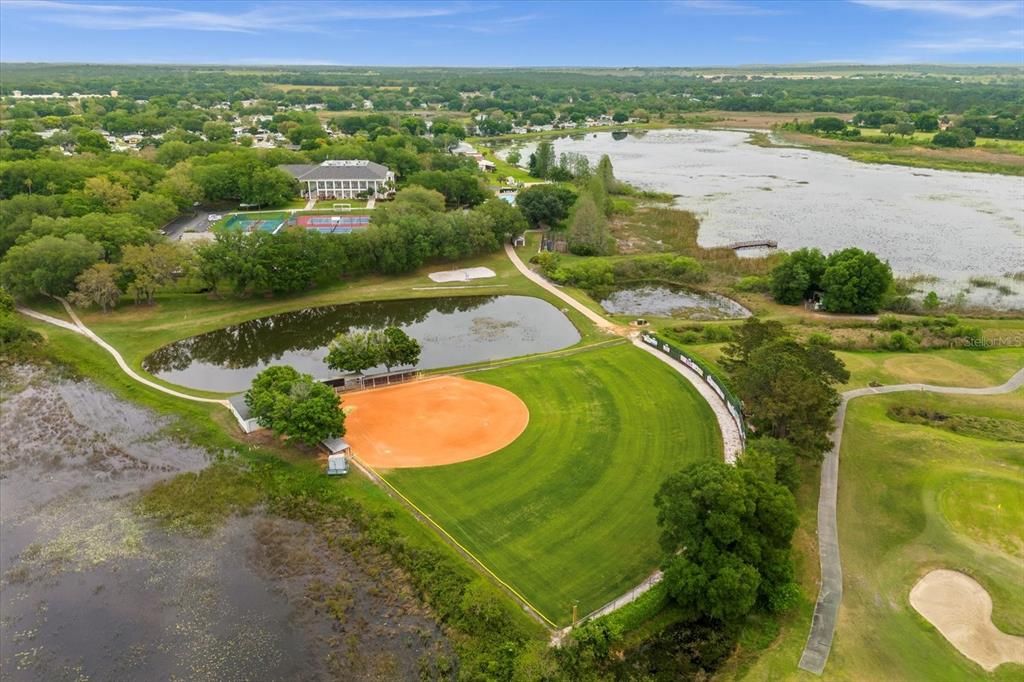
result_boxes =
[384,342,722,625]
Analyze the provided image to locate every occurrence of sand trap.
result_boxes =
[909,569,1024,672]
[428,267,496,283]
[341,376,528,468]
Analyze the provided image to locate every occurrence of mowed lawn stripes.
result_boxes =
[384,343,721,625]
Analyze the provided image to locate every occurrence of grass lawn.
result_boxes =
[824,389,1024,681]
[674,344,1023,392]
[725,352,1023,681]
[384,342,722,626]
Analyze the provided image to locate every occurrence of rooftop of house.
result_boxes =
[279,159,392,182]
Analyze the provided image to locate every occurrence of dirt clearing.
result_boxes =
[342,376,529,468]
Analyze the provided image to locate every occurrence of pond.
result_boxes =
[599,283,751,320]
[143,295,580,393]
[0,365,450,680]
[505,129,1024,309]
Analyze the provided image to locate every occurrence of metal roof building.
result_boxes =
[279,160,395,200]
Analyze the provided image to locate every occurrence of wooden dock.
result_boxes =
[725,239,778,250]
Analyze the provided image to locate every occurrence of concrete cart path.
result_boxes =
[504,243,621,332]
[19,299,229,407]
[798,368,1024,675]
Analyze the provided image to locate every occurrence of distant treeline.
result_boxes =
[2,63,1022,117]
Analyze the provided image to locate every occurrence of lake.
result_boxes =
[143,295,580,393]
[506,129,1024,308]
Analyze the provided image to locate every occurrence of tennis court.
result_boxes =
[223,214,285,234]
[295,214,370,234]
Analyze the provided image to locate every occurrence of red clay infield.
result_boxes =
[341,376,529,469]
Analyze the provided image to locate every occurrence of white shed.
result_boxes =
[321,437,351,476]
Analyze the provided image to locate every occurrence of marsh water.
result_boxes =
[143,295,580,393]
[600,283,751,320]
[506,129,1024,308]
[0,365,449,680]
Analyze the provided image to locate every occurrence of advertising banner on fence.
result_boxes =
[642,333,746,446]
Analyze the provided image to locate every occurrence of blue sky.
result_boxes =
[1,0,1022,66]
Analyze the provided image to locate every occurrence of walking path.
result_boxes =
[798,368,1024,675]
[504,243,744,462]
[19,298,229,407]
[504,243,620,332]
[506,242,746,639]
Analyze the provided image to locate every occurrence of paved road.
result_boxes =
[162,210,210,241]
[798,368,1024,675]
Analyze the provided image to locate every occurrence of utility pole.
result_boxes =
[571,601,578,628]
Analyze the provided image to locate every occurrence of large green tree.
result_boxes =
[245,365,345,446]
[567,193,612,256]
[326,329,386,374]
[769,247,826,305]
[68,262,121,312]
[721,318,848,456]
[380,327,421,372]
[120,242,190,304]
[654,456,797,624]
[516,184,576,228]
[820,247,893,314]
[0,233,102,298]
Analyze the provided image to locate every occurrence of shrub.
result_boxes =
[702,325,735,343]
[885,331,917,352]
[677,330,701,344]
[807,331,833,347]
[735,275,771,293]
[877,314,903,331]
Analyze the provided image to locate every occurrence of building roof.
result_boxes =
[279,160,391,182]
[321,437,351,453]
[228,393,251,419]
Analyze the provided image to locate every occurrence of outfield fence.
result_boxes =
[640,332,747,449]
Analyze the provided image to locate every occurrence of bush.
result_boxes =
[702,325,735,343]
[877,314,903,331]
[735,275,771,293]
[807,331,833,347]
[885,331,917,352]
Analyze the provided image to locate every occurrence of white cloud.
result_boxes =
[437,13,539,34]
[850,1,1022,19]
[903,36,1024,53]
[2,1,483,34]
[671,0,785,16]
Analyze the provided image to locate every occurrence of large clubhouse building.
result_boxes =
[279,160,395,200]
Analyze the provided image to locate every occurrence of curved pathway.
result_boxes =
[798,368,1024,675]
[506,243,746,640]
[505,243,743,461]
[19,299,229,407]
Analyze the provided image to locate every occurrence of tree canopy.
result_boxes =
[245,365,345,446]
[326,326,422,375]
[654,453,798,624]
[721,318,848,456]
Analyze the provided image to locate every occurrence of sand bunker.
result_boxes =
[342,376,528,468]
[909,569,1024,672]
[428,267,496,283]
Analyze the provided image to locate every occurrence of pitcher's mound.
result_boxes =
[342,376,528,468]
[909,569,1024,672]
